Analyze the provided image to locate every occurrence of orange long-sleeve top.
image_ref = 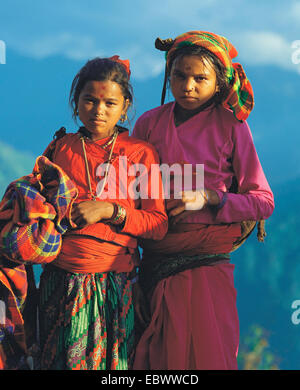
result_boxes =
[44,129,168,273]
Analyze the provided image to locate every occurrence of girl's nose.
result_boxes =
[182,78,194,92]
[94,102,105,116]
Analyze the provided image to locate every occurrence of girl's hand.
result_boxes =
[166,189,220,224]
[71,200,114,228]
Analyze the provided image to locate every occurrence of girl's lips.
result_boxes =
[90,118,106,124]
[179,96,199,106]
[180,96,197,100]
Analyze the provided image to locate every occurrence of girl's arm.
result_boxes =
[213,121,274,223]
[119,145,168,241]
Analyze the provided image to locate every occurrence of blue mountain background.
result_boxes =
[1,49,300,369]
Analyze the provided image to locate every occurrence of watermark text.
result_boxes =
[95,158,205,203]
[291,40,300,66]
[291,300,300,325]
[0,300,5,325]
[0,40,6,64]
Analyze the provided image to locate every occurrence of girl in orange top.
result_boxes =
[38,56,167,370]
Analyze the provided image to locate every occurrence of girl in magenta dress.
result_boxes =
[132,31,274,370]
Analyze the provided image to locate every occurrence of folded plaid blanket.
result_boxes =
[0,155,77,369]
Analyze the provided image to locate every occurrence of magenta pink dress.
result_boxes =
[131,102,274,370]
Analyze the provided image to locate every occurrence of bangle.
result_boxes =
[216,192,228,209]
[110,203,119,220]
[110,203,126,225]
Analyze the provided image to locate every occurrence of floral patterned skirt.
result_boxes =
[38,265,134,370]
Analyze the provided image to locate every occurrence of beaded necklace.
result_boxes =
[80,129,118,200]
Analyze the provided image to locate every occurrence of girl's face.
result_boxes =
[78,80,129,141]
[170,55,219,112]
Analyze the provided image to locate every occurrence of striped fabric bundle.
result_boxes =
[0,155,77,369]
[166,30,254,122]
[0,155,78,264]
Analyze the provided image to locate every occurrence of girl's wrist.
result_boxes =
[204,189,228,210]
[99,202,115,220]
[205,189,220,206]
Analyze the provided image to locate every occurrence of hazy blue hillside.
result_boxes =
[233,176,300,369]
[0,140,35,197]
[243,65,300,185]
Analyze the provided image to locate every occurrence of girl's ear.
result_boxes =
[123,98,130,114]
[120,98,130,123]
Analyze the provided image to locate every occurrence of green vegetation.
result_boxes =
[238,325,280,370]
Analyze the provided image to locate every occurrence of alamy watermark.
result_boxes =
[0,300,5,325]
[95,157,205,204]
[291,300,300,325]
[0,40,6,64]
[291,40,300,66]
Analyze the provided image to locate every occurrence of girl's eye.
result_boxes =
[84,98,95,104]
[195,76,205,82]
[175,73,185,80]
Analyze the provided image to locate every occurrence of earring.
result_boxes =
[74,108,78,117]
[120,113,128,123]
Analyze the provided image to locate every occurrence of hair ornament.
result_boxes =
[155,37,174,52]
[109,55,131,79]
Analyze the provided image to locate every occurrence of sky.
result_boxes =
[1,0,300,80]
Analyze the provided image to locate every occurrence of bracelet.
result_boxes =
[216,191,228,209]
[110,203,127,225]
[110,203,119,221]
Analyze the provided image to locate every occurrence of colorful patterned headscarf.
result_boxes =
[157,30,254,122]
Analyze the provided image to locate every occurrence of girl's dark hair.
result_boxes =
[69,57,133,120]
[157,42,231,106]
